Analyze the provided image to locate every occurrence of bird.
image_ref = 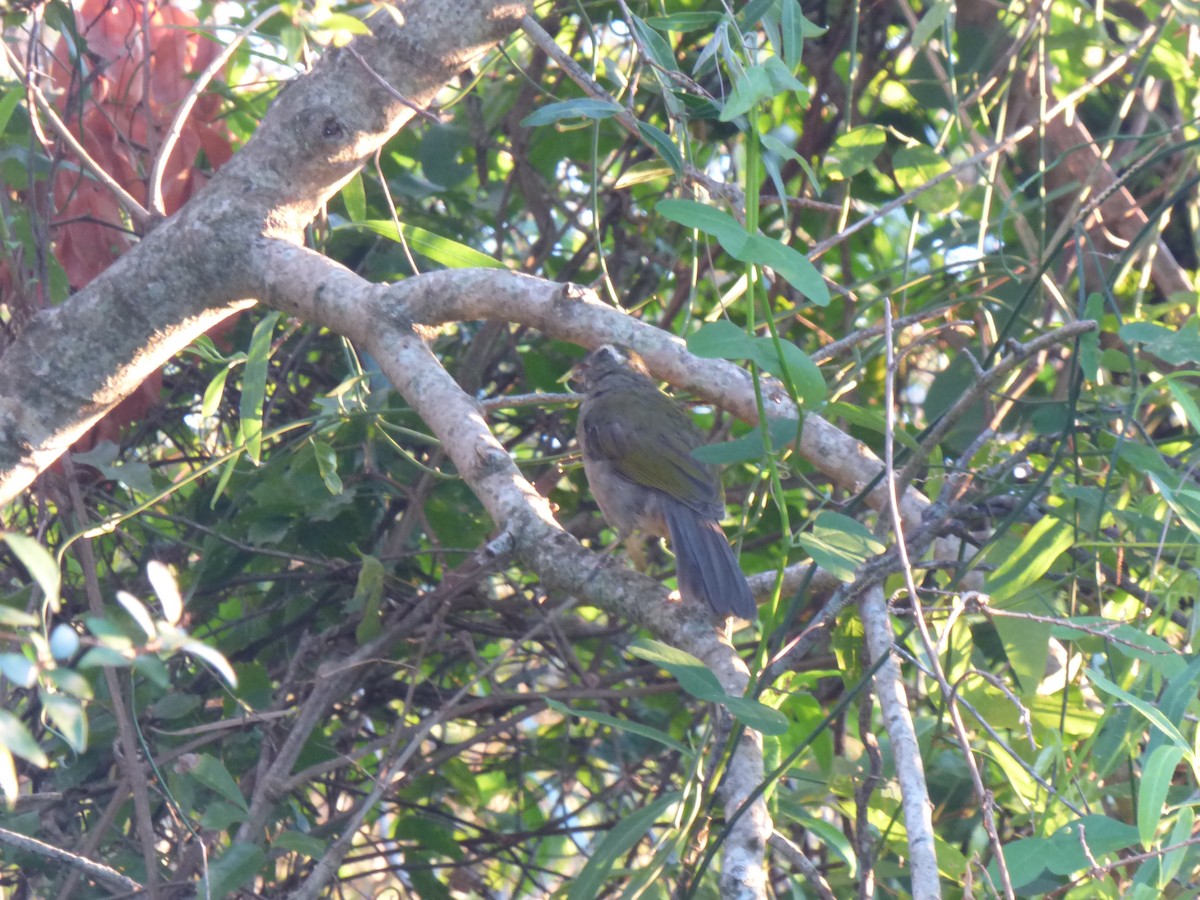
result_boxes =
[574,344,756,620]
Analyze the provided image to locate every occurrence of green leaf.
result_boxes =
[0,709,48,767]
[42,666,92,700]
[691,417,800,465]
[115,590,156,639]
[1148,473,1200,540]
[1119,319,1200,365]
[347,220,504,269]
[984,515,1074,604]
[912,0,950,49]
[644,11,725,32]
[201,365,231,418]
[354,554,385,645]
[274,830,328,859]
[183,639,239,689]
[751,337,826,404]
[341,171,366,222]
[568,792,682,900]
[992,600,1052,695]
[311,439,343,495]
[147,560,182,626]
[0,606,38,628]
[629,14,678,72]
[657,199,748,250]
[824,125,887,180]
[892,145,957,215]
[628,639,787,734]
[1138,744,1183,850]
[199,800,248,830]
[190,753,249,811]
[41,692,87,753]
[1147,655,1200,759]
[201,844,266,898]
[688,320,757,358]
[795,511,886,582]
[739,234,829,305]
[1165,378,1200,434]
[0,747,16,807]
[3,533,61,612]
[1161,805,1193,886]
[636,121,683,175]
[0,653,35,687]
[545,699,689,753]
[521,98,624,127]
[239,310,281,464]
[761,55,808,96]
[720,65,775,121]
[0,88,25,139]
[1086,666,1192,757]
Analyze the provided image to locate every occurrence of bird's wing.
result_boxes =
[582,393,724,516]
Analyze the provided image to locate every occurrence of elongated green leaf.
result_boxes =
[0,88,25,138]
[657,199,748,251]
[4,533,61,612]
[201,844,266,898]
[1079,292,1103,381]
[628,639,787,734]
[311,439,343,495]
[546,699,689,753]
[636,121,683,174]
[568,792,681,900]
[629,14,678,72]
[239,310,280,464]
[347,220,504,269]
[644,11,724,32]
[985,515,1074,604]
[721,65,775,121]
[740,234,829,305]
[354,554,385,644]
[0,709,48,767]
[912,0,950,49]
[1087,666,1191,757]
[521,98,623,127]
[341,171,366,222]
[190,753,249,811]
[41,692,87,753]
[748,337,826,404]
[1138,744,1183,850]
[1161,804,1193,886]
[691,417,800,465]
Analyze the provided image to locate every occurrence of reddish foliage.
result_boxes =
[51,0,234,287]
[43,0,237,455]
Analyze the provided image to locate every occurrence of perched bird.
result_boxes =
[574,344,756,620]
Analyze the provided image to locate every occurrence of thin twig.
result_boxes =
[149,5,284,215]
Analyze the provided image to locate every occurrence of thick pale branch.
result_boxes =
[0,0,528,506]
[859,586,939,899]
[259,246,772,894]
[260,248,931,530]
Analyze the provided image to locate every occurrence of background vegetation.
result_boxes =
[2,0,1199,897]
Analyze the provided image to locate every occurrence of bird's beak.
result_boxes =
[563,357,589,392]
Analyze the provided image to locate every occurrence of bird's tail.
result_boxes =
[663,501,756,620]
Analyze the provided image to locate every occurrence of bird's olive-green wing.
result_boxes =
[582,391,724,516]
